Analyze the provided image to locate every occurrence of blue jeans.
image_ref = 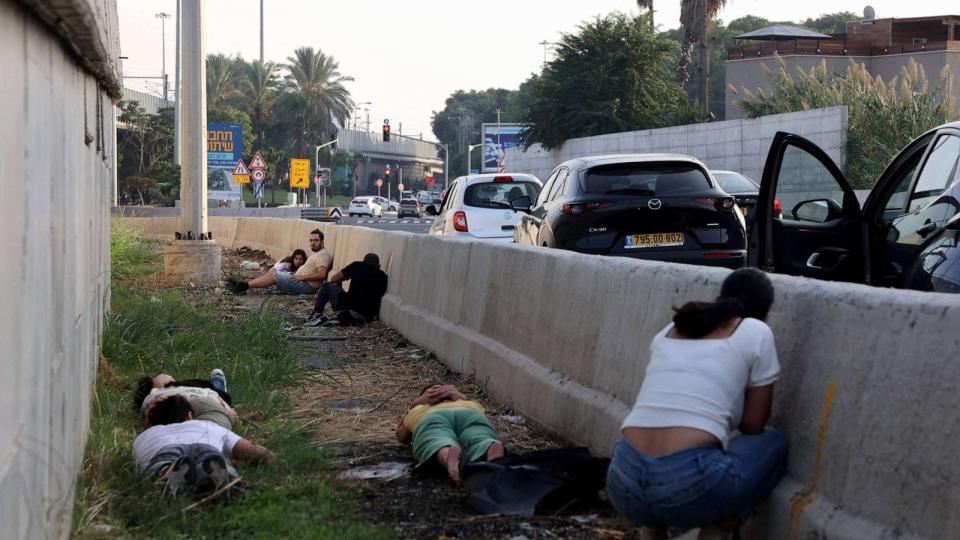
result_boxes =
[275,271,316,295]
[313,281,346,314]
[606,428,787,529]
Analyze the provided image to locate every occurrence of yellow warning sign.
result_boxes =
[290,158,310,188]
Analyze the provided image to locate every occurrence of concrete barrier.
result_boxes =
[118,216,960,540]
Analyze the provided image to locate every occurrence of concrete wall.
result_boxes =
[503,107,848,185]
[726,52,960,120]
[0,1,118,538]
[121,216,960,539]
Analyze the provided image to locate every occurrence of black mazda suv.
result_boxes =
[512,155,747,268]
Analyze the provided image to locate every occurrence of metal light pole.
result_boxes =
[314,138,338,208]
[156,12,171,102]
[259,0,264,64]
[174,0,181,165]
[466,143,482,175]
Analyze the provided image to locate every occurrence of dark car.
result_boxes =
[512,154,747,268]
[750,126,960,293]
[713,170,759,221]
[398,198,422,218]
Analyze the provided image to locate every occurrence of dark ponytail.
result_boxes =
[672,298,744,338]
[671,268,775,339]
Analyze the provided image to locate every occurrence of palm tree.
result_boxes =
[206,53,242,110]
[276,47,354,157]
[677,0,727,114]
[239,59,280,147]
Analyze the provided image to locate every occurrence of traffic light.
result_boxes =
[382,122,391,142]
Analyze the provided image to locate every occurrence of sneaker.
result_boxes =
[304,312,321,322]
[159,455,193,496]
[201,454,239,493]
[210,368,228,393]
[303,315,328,328]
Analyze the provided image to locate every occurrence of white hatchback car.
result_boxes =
[428,173,542,242]
[348,196,383,217]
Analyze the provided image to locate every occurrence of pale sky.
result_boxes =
[118,0,957,141]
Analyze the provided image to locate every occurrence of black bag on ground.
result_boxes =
[460,447,610,516]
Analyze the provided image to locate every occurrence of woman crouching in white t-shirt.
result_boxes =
[607,268,787,534]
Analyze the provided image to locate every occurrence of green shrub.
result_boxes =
[733,55,956,188]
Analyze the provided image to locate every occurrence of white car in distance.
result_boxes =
[428,173,542,242]
[374,196,399,213]
[348,196,383,217]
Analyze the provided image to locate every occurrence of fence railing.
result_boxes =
[727,39,957,59]
[337,128,441,162]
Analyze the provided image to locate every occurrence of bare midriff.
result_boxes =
[622,426,721,457]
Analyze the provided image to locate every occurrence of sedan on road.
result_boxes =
[398,198,422,218]
[374,196,400,213]
[348,197,383,218]
[429,173,542,242]
[751,124,960,293]
[513,154,747,268]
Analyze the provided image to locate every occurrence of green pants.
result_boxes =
[411,408,499,467]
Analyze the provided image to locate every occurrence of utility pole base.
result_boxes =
[163,240,222,286]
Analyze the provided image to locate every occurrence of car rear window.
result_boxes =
[584,162,711,196]
[351,198,367,204]
[714,173,758,194]
[463,181,540,209]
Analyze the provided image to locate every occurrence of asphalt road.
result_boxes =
[340,212,434,234]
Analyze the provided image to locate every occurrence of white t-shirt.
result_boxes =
[273,260,293,272]
[133,419,242,471]
[621,318,780,449]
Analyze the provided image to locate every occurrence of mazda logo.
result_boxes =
[648,199,662,210]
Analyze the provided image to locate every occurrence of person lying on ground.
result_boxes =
[305,252,388,326]
[395,384,505,484]
[227,229,332,295]
[133,370,237,430]
[134,395,275,496]
[606,267,787,534]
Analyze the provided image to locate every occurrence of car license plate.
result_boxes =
[625,232,684,249]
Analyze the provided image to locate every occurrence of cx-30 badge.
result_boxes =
[648,199,662,210]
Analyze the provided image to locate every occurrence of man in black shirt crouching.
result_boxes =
[305,253,388,327]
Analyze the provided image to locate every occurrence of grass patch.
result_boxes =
[74,224,390,539]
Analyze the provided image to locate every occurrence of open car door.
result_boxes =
[749,132,866,283]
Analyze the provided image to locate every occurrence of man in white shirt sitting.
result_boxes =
[133,396,275,496]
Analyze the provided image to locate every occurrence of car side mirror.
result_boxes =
[792,198,842,223]
[510,196,532,213]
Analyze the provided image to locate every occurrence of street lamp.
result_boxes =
[353,101,371,131]
[315,138,338,208]
[155,12,171,102]
[466,144,482,175]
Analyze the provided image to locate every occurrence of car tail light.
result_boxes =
[562,202,611,216]
[453,211,468,232]
[704,252,741,259]
[773,197,782,214]
[694,197,735,210]
[493,176,513,183]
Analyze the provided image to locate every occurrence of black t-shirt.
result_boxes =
[341,261,388,320]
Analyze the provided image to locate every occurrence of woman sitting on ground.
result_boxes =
[272,248,307,273]
[607,268,787,534]
[396,384,505,483]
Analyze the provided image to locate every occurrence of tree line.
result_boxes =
[430,9,953,188]
[117,47,356,205]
